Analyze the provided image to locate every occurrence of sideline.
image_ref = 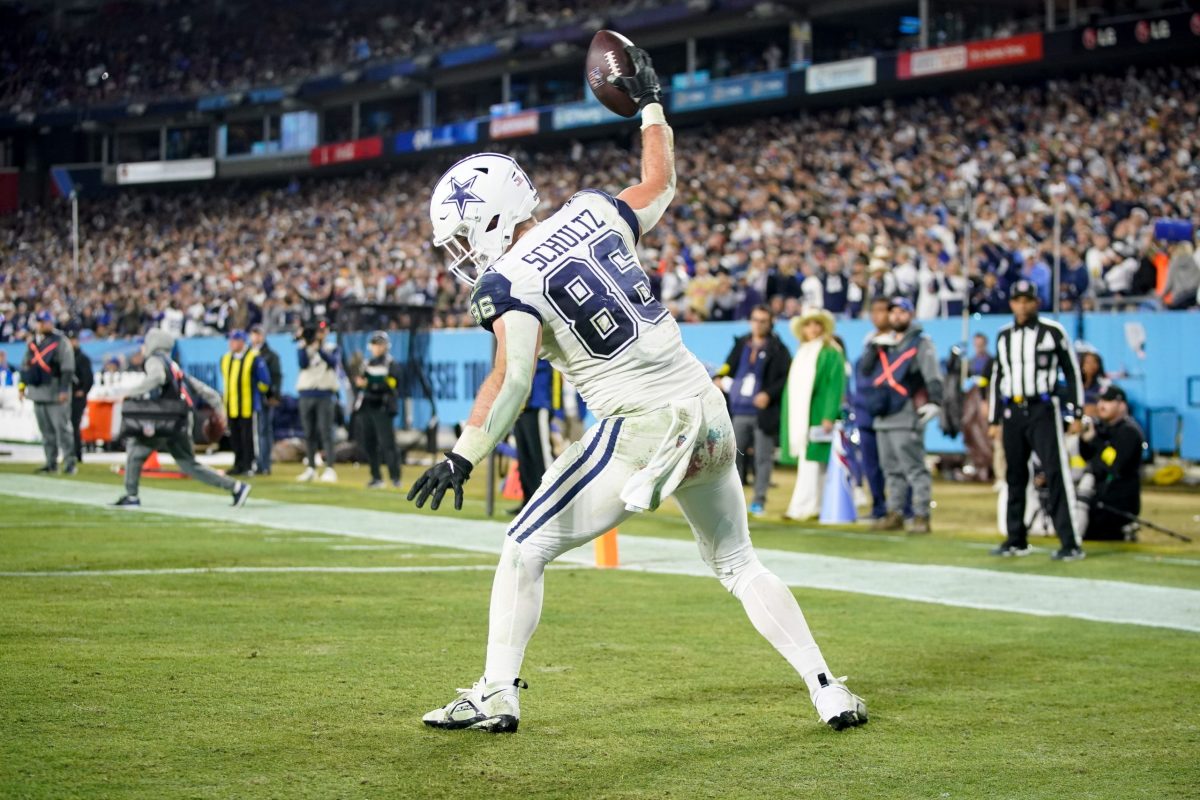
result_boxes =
[3,475,1198,633]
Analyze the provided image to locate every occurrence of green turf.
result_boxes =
[1,484,1199,798]
[5,462,1199,588]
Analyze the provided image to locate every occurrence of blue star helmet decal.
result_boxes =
[441,175,484,219]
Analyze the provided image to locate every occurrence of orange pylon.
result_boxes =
[594,528,619,568]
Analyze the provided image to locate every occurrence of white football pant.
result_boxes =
[484,384,836,699]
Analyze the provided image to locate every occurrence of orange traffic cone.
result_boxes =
[501,459,524,502]
[594,529,619,568]
[144,450,186,479]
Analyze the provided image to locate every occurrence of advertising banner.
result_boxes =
[551,100,624,130]
[669,69,788,113]
[897,33,1042,79]
[115,158,216,184]
[1076,11,1199,53]
[394,121,479,153]
[488,110,540,140]
[308,136,383,167]
[805,57,877,94]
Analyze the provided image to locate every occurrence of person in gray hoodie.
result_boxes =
[19,311,76,474]
[113,329,250,508]
[858,297,944,533]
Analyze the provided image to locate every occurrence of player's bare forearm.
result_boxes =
[451,312,542,467]
[619,109,675,220]
[638,114,675,195]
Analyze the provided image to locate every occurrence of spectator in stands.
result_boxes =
[784,309,845,521]
[2,67,1197,331]
[715,304,790,517]
[1162,241,1199,310]
[295,321,340,483]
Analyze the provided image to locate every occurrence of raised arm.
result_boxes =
[612,48,674,234]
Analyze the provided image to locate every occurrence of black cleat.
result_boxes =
[827,709,868,731]
[1051,546,1085,562]
[34,464,56,474]
[990,542,1032,557]
[113,495,141,507]
[813,673,868,731]
[231,482,252,507]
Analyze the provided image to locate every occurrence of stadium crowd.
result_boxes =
[2,66,1198,342]
[0,0,665,113]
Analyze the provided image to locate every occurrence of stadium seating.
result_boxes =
[2,65,1196,342]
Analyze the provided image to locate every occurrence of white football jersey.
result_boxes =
[469,190,711,418]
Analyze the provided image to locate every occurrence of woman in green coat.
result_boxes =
[784,309,846,520]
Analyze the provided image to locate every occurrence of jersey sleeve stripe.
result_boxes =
[614,197,641,245]
[481,304,543,333]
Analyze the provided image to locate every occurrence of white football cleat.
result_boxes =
[811,673,868,731]
[319,467,338,483]
[296,467,316,482]
[422,677,527,733]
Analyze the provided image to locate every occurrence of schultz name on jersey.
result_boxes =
[468,190,710,418]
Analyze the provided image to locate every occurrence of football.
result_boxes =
[585,29,639,117]
[201,410,226,445]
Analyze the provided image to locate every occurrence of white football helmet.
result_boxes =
[429,153,539,286]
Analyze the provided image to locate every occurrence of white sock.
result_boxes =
[737,569,832,698]
[484,538,545,685]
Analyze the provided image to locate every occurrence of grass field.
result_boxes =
[2,462,1199,799]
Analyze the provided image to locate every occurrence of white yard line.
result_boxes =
[3,475,1199,633]
[0,565,503,577]
[1134,555,1200,567]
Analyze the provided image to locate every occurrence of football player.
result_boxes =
[410,46,867,733]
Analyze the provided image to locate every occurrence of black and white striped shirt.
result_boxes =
[988,316,1083,424]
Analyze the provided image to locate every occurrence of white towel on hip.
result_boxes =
[619,396,704,513]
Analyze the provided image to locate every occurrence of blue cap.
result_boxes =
[35,310,54,323]
[888,297,915,313]
[228,329,247,342]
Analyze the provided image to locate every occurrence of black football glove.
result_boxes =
[407,452,473,511]
[607,45,662,110]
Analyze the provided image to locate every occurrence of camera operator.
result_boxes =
[295,320,340,483]
[1075,385,1146,541]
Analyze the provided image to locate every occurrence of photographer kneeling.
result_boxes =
[1076,385,1146,541]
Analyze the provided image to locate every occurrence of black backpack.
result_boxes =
[120,354,194,441]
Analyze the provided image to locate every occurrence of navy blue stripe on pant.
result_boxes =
[510,417,609,536]
[512,417,624,544]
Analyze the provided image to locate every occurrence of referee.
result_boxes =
[988,279,1085,561]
